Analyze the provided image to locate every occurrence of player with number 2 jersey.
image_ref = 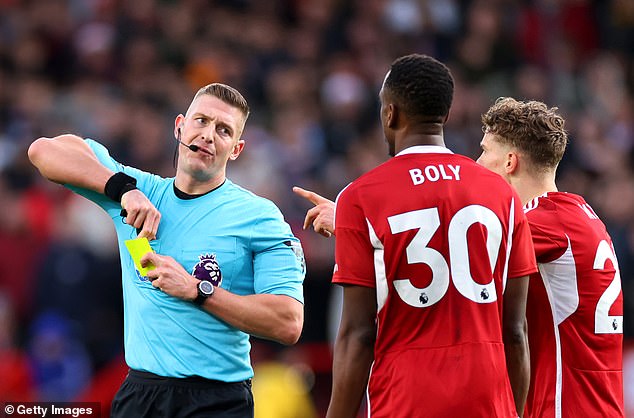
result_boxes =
[523,193,624,418]
[478,97,625,418]
[333,146,537,417]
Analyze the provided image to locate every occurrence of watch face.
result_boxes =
[199,280,213,295]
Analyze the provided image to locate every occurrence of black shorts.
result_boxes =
[111,369,253,418]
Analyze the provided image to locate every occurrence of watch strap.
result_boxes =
[194,280,214,305]
[193,293,207,305]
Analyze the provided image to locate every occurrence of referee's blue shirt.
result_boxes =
[68,139,305,382]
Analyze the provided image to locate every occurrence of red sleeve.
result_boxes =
[332,185,376,288]
[507,197,538,279]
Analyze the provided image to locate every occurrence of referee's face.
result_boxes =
[176,94,246,182]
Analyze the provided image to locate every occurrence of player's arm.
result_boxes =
[503,274,530,417]
[293,186,335,237]
[140,252,303,345]
[326,284,376,418]
[28,134,161,239]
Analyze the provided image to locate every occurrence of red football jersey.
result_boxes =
[523,192,624,418]
[333,146,537,418]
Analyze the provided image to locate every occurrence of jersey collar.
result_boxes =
[395,145,453,157]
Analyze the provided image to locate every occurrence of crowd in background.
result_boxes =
[0,0,632,415]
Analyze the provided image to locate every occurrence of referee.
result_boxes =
[28,83,306,417]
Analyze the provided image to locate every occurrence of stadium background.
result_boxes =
[0,0,632,416]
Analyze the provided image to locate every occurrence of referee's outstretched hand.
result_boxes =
[121,189,162,240]
[293,186,335,238]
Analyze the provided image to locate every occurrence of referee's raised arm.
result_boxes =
[28,134,161,240]
[28,134,113,190]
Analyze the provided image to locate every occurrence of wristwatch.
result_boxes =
[194,280,214,305]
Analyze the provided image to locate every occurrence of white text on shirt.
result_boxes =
[409,164,461,185]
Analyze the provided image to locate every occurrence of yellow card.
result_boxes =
[124,237,155,276]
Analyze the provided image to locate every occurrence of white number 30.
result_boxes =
[388,205,503,308]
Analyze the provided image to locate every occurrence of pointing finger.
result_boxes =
[293,186,330,206]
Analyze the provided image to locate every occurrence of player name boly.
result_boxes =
[409,164,461,185]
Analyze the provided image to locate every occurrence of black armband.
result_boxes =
[104,172,138,202]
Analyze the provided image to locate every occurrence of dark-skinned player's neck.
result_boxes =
[395,122,446,154]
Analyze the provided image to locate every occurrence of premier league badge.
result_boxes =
[284,240,306,274]
[192,253,222,287]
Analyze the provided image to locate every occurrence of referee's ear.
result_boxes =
[229,139,245,161]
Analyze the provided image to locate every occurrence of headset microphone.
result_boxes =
[176,129,199,152]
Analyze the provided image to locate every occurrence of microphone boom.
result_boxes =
[176,130,199,152]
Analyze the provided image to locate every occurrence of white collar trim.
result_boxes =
[396,145,453,157]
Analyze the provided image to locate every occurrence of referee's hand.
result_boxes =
[141,252,198,301]
[121,189,162,240]
[293,186,335,238]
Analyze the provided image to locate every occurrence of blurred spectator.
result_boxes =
[32,193,123,370]
[27,311,92,402]
[0,291,35,401]
[0,152,54,320]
